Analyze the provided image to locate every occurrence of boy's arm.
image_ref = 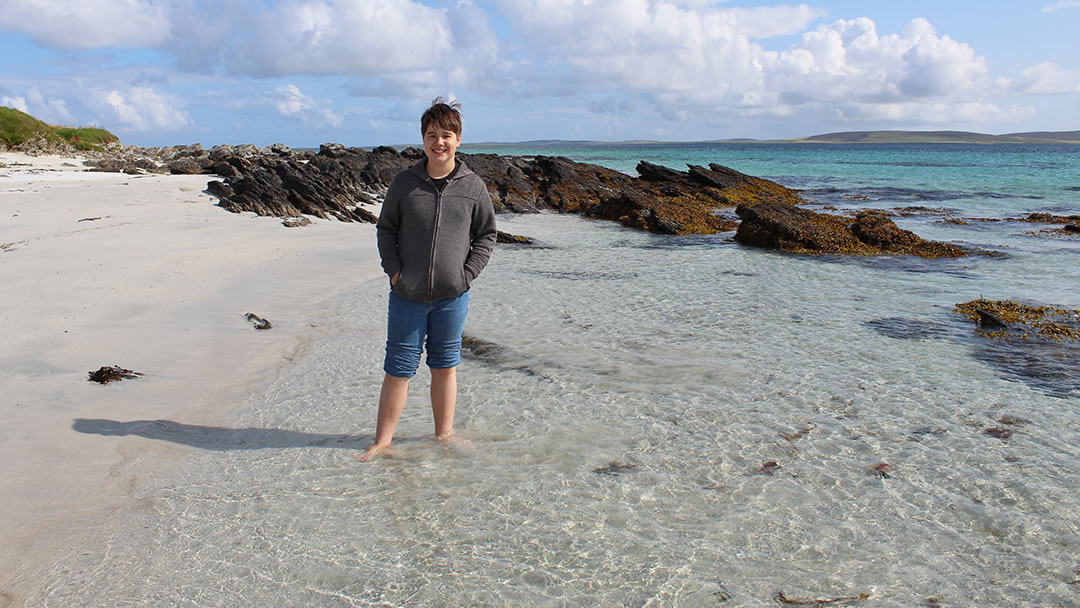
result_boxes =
[463,187,497,284]
[376,179,404,279]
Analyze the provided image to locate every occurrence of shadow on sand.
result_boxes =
[72,418,370,451]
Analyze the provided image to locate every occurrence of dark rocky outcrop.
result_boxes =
[475,157,800,234]
[72,140,982,252]
[200,146,979,254]
[1024,212,1080,224]
[734,201,972,257]
[166,157,202,175]
[205,145,408,222]
[202,147,802,233]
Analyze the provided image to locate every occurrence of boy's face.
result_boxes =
[423,124,461,166]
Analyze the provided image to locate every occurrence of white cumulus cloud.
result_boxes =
[0,0,169,50]
[730,4,828,38]
[272,84,342,128]
[1043,1,1080,12]
[1017,62,1080,94]
[226,0,455,77]
[1,87,78,125]
[766,17,990,104]
[1,95,28,113]
[90,86,192,133]
[489,3,998,128]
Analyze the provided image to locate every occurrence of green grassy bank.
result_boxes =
[0,106,118,151]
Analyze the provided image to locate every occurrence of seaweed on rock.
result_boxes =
[954,299,1080,397]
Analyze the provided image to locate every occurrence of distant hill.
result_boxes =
[797,130,1080,144]
[0,106,118,151]
[466,130,1080,149]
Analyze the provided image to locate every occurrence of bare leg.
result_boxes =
[430,366,457,438]
[354,373,410,461]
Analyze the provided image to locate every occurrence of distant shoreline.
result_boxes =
[461,130,1080,148]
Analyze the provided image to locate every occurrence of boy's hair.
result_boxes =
[421,97,462,137]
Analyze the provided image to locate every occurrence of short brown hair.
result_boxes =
[421,97,462,137]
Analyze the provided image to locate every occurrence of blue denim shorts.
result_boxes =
[384,290,470,378]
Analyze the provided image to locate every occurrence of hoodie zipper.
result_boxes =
[427,178,443,302]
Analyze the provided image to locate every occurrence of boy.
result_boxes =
[356,98,497,462]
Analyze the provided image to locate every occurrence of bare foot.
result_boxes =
[353,443,390,462]
[437,432,473,449]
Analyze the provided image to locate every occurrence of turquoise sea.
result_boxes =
[46,143,1080,606]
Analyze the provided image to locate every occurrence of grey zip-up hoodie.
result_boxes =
[376,159,497,303]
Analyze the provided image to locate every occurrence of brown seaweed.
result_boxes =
[779,423,816,443]
[88,365,143,384]
[760,460,782,475]
[778,423,817,455]
[955,299,1080,342]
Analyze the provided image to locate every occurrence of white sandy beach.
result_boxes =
[0,152,384,602]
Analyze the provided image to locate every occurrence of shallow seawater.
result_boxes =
[38,205,1080,607]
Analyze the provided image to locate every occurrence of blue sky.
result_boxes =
[1,1,1078,147]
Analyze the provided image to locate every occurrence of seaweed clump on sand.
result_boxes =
[88,365,143,384]
[954,299,1080,341]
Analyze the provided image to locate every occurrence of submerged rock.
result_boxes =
[955,299,1080,341]
[954,299,1080,398]
[1024,212,1080,224]
[593,461,637,476]
[496,230,536,245]
[864,317,950,340]
[460,333,553,380]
